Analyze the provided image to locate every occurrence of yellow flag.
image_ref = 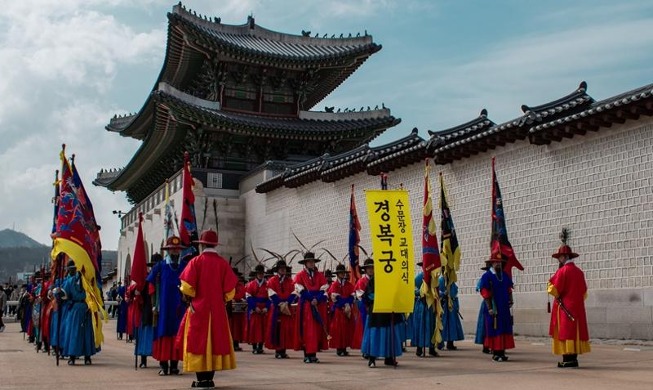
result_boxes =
[365,190,415,313]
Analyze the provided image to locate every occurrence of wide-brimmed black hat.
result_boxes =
[360,258,374,271]
[253,264,265,274]
[272,260,287,273]
[298,251,320,264]
[66,260,76,269]
[334,264,349,274]
[324,269,334,278]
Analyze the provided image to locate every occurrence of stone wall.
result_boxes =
[241,117,653,340]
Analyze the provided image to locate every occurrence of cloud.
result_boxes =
[0,1,158,248]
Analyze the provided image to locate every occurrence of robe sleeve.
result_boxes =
[224,288,236,302]
[179,259,197,298]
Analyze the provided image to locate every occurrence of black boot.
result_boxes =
[416,346,423,357]
[233,341,242,351]
[428,347,439,357]
[558,354,579,368]
[159,361,169,376]
[492,350,508,362]
[170,360,180,375]
[384,357,398,366]
[139,355,147,368]
[84,356,92,365]
[446,341,457,350]
[368,356,376,368]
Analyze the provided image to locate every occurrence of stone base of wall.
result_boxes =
[458,288,653,340]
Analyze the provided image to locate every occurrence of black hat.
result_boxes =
[334,264,349,274]
[359,258,374,271]
[272,260,287,273]
[249,264,266,277]
[298,252,320,265]
[324,269,334,278]
[66,260,76,269]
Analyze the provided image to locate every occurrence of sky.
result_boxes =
[0,0,651,250]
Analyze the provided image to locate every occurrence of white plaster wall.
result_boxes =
[242,117,653,339]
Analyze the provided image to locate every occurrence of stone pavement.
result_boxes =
[1,320,652,390]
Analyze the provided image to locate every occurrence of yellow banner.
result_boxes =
[365,190,415,313]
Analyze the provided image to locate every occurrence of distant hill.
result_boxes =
[0,229,46,249]
[0,229,116,284]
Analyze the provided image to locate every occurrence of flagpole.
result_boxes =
[379,172,397,367]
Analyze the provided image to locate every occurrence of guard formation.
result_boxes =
[15,228,591,387]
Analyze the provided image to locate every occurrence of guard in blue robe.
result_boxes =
[146,244,188,376]
[60,260,97,365]
[438,273,464,350]
[412,269,437,357]
[361,275,403,368]
[116,281,128,340]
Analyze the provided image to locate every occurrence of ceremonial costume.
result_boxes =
[39,277,54,353]
[60,261,97,365]
[412,269,437,357]
[479,253,515,362]
[245,264,269,354]
[178,230,238,388]
[327,264,355,356]
[31,277,44,351]
[126,278,154,367]
[361,274,403,367]
[116,282,128,340]
[438,274,464,350]
[293,252,329,363]
[352,272,371,350]
[147,238,188,376]
[265,260,296,358]
[228,272,247,351]
[548,243,590,368]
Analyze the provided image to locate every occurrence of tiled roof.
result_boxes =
[430,81,600,163]
[255,81,653,195]
[170,4,380,66]
[529,82,653,139]
[155,88,400,140]
[256,128,426,193]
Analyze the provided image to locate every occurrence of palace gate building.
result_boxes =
[96,3,653,340]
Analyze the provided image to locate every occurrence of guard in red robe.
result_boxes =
[328,264,355,356]
[548,242,590,368]
[245,264,269,354]
[228,269,247,352]
[293,252,329,363]
[177,230,238,389]
[265,260,296,358]
[352,258,373,352]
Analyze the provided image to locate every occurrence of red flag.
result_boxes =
[348,184,362,283]
[130,212,147,290]
[50,144,105,347]
[491,157,524,279]
[179,152,198,249]
[422,159,440,284]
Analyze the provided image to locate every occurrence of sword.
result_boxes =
[556,297,575,322]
